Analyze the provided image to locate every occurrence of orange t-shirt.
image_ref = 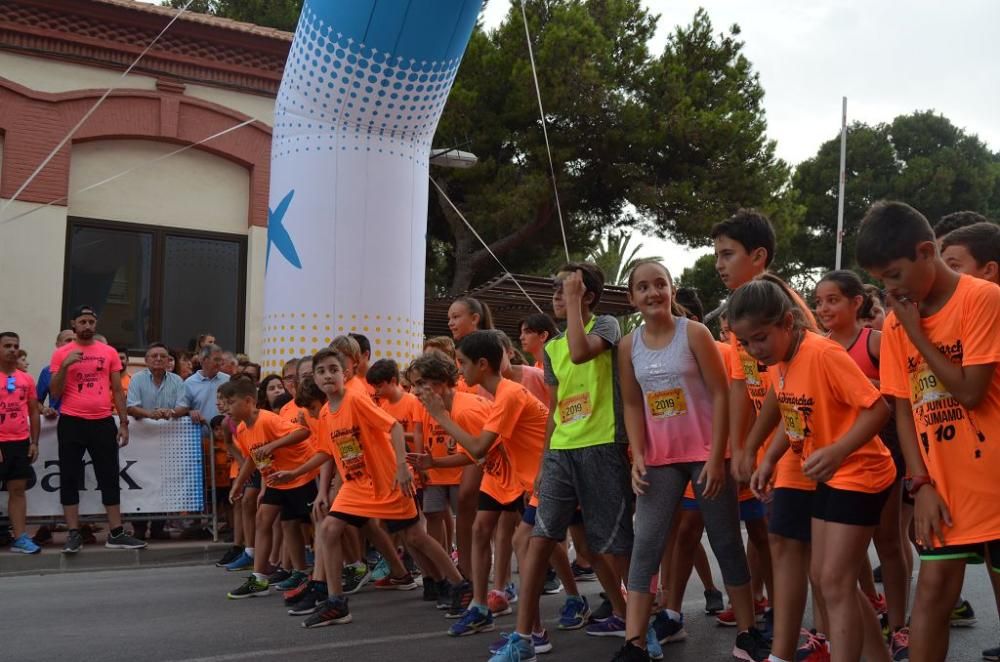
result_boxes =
[515,365,550,405]
[380,391,425,487]
[455,376,478,394]
[420,391,491,486]
[278,399,300,420]
[482,378,549,496]
[233,409,314,489]
[880,275,1000,545]
[212,434,232,488]
[730,334,814,491]
[438,393,520,504]
[775,332,894,493]
[317,389,416,520]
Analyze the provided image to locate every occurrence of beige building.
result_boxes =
[0,0,289,368]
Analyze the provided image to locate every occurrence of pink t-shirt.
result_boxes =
[50,341,122,420]
[516,365,550,406]
[0,370,36,441]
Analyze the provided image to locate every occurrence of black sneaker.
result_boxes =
[62,529,83,554]
[446,579,473,618]
[267,568,292,585]
[734,628,771,662]
[342,565,372,595]
[611,638,651,662]
[704,588,725,615]
[436,580,453,610]
[287,583,328,616]
[227,575,269,599]
[402,551,421,578]
[216,545,245,567]
[105,530,148,550]
[422,577,439,602]
[590,593,614,623]
[302,596,352,628]
[543,567,563,595]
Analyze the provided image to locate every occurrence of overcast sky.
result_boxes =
[141,0,999,273]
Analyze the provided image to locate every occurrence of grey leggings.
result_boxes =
[626,461,751,593]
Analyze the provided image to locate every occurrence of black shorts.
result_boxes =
[329,510,419,534]
[522,504,584,527]
[812,482,892,527]
[56,415,121,506]
[919,540,1000,572]
[246,471,262,490]
[260,481,317,522]
[768,487,814,542]
[478,491,524,513]
[0,440,33,483]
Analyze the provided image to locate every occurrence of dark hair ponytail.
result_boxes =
[453,296,494,330]
[817,270,871,319]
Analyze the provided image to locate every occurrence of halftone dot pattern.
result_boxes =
[158,419,205,511]
[270,4,466,165]
[260,311,424,371]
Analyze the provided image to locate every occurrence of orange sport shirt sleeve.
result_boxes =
[959,278,1000,366]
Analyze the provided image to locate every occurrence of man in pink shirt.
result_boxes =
[0,331,41,554]
[49,305,145,553]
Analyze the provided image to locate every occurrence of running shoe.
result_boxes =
[889,627,910,662]
[436,580,453,610]
[267,568,291,585]
[983,643,1000,662]
[705,588,725,615]
[283,579,313,605]
[216,545,244,567]
[302,596,352,628]
[646,625,664,660]
[543,567,563,595]
[371,554,391,581]
[610,639,650,662]
[448,606,495,637]
[717,597,768,626]
[287,582,328,616]
[446,580,474,618]
[558,595,590,630]
[489,630,552,655]
[343,565,372,594]
[227,575,269,599]
[488,589,512,616]
[734,627,772,662]
[652,611,687,644]
[866,592,888,617]
[572,561,597,582]
[586,613,627,638]
[275,570,309,592]
[794,629,830,662]
[62,529,83,554]
[105,529,147,550]
[488,632,536,662]
[505,581,519,604]
[224,550,253,572]
[423,577,439,602]
[589,593,614,624]
[951,599,977,627]
[10,533,41,555]
[374,573,418,591]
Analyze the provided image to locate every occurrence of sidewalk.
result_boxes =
[0,530,230,577]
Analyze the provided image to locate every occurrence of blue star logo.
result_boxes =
[266,189,301,271]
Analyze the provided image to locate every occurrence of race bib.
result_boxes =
[336,434,365,481]
[909,364,950,407]
[559,393,592,425]
[647,388,688,418]
[740,354,761,386]
[779,403,806,454]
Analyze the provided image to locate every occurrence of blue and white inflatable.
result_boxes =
[261,0,482,371]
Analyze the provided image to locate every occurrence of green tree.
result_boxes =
[791,111,1000,272]
[161,0,302,31]
[677,253,727,321]
[588,230,661,286]
[430,2,788,294]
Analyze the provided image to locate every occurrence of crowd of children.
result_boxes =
[195,205,1000,662]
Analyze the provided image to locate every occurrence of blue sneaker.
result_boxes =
[558,595,590,630]
[224,550,253,572]
[488,632,537,662]
[276,570,309,592]
[489,630,552,655]
[651,611,687,644]
[505,581,519,604]
[371,554,390,581]
[10,533,41,555]
[448,606,495,637]
[586,613,627,637]
[646,625,664,660]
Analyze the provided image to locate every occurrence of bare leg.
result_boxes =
[473,510,502,604]
[874,480,909,630]
[909,558,966,662]
[768,534,811,660]
[6,480,28,537]
[494,511,518,591]
[252,505,280,575]
[456,466,483,578]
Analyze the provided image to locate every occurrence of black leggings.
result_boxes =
[57,415,121,506]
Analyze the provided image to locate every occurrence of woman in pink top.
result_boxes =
[615,261,767,662]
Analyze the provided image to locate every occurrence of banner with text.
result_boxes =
[0,418,205,517]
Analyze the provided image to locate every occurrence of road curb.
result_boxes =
[0,542,231,577]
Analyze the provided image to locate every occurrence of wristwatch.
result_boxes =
[904,475,934,498]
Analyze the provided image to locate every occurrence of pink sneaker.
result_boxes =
[487,589,512,616]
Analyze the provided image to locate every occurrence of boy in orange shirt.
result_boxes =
[225,378,313,599]
[857,201,1000,662]
[276,348,463,628]
[940,222,1000,285]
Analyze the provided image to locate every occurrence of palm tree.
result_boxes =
[588,231,661,332]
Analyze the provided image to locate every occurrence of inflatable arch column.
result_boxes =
[261,0,482,371]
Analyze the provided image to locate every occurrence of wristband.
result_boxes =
[904,475,933,498]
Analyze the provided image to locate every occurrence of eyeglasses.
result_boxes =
[6,376,16,393]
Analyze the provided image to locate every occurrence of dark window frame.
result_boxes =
[63,216,248,354]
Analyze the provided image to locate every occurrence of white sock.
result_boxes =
[665,609,682,621]
[252,572,267,582]
[348,561,365,570]
[245,547,255,558]
[768,656,790,662]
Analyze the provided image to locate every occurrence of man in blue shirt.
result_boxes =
[177,344,229,435]
[36,329,75,418]
[126,343,185,419]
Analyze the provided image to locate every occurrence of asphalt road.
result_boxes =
[1,551,997,661]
